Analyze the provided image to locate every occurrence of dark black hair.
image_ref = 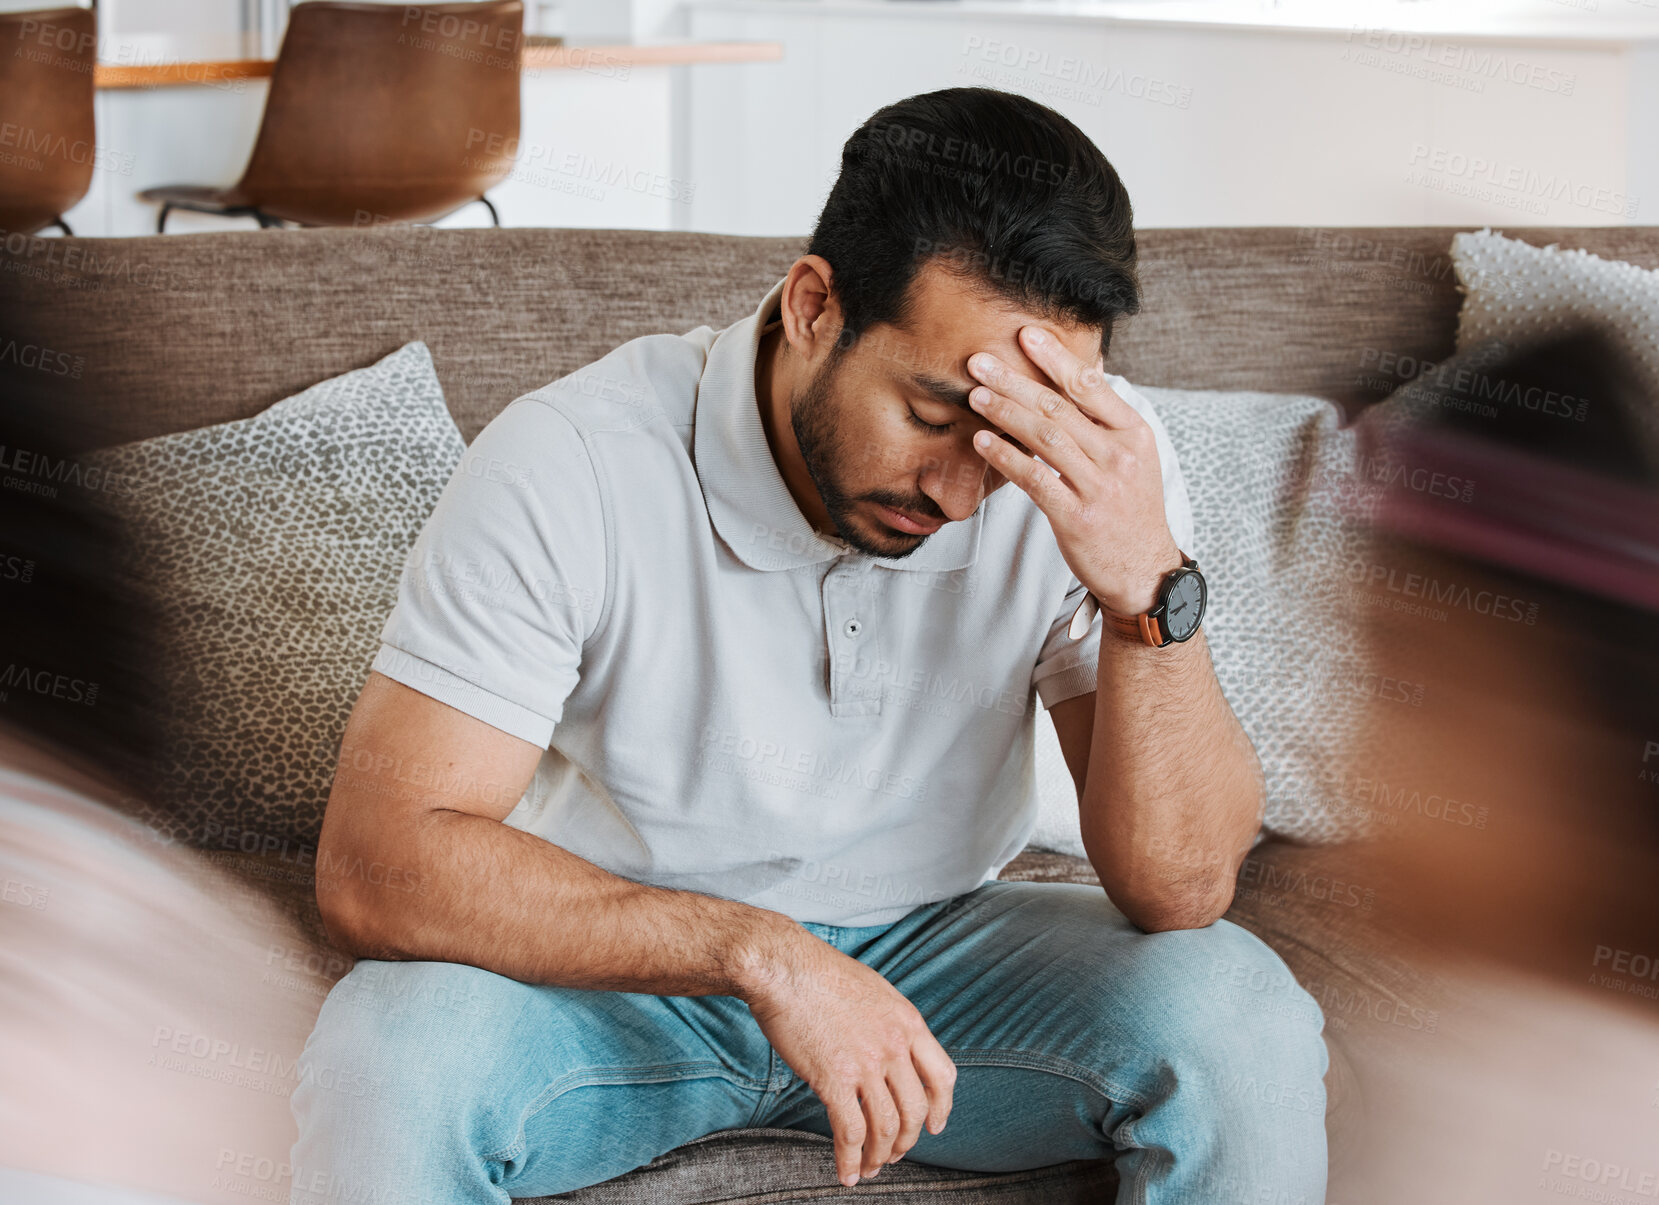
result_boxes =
[807,87,1140,361]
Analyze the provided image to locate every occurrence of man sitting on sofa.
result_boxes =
[292,86,1329,1204]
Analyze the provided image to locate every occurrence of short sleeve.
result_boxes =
[1031,375,1195,711]
[371,395,607,747]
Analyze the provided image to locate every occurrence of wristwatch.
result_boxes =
[1067,551,1207,648]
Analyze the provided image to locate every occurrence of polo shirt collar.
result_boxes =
[694,275,983,575]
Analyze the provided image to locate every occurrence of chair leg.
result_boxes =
[255,211,286,229]
[156,204,171,234]
[478,194,501,227]
[47,216,73,236]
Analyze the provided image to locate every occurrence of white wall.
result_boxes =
[111,0,241,36]
[46,0,1654,237]
[684,1,1654,234]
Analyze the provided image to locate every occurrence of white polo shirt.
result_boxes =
[371,276,1194,926]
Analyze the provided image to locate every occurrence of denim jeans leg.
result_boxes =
[288,958,773,1204]
[762,881,1330,1205]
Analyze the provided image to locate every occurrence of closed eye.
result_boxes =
[905,408,954,435]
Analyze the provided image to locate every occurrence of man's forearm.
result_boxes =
[323,807,801,1002]
[1078,628,1264,931]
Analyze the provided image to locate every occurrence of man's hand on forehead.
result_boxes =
[964,324,1182,617]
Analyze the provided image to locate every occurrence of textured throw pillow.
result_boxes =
[1452,229,1659,439]
[86,342,466,851]
[1029,384,1379,851]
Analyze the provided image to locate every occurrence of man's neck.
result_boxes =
[754,321,834,538]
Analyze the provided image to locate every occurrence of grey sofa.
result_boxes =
[6,223,1658,1203]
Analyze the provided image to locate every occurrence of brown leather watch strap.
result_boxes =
[1068,551,1199,648]
[1102,607,1165,646]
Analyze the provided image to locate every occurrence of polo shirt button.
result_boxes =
[844,618,861,638]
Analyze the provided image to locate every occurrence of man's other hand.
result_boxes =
[741,929,956,1186]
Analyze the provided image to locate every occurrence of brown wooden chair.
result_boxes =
[140,0,522,232]
[0,6,97,236]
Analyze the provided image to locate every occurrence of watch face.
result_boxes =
[1163,569,1206,642]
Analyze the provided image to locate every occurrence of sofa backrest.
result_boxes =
[5,224,1657,447]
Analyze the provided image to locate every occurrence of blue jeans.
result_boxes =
[289,879,1329,1203]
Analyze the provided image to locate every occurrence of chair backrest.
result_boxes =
[238,0,522,226]
[0,6,96,235]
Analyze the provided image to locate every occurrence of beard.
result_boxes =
[790,345,933,560]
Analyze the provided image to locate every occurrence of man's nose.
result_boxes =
[923,446,1005,522]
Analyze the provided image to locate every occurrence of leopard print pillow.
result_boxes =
[87,342,465,854]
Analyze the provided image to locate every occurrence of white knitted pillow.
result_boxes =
[1029,384,1378,852]
[1452,229,1659,437]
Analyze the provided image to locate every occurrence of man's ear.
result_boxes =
[779,255,842,366]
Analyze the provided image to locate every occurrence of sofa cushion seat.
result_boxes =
[532,1126,1117,1203]
[188,836,1441,1203]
